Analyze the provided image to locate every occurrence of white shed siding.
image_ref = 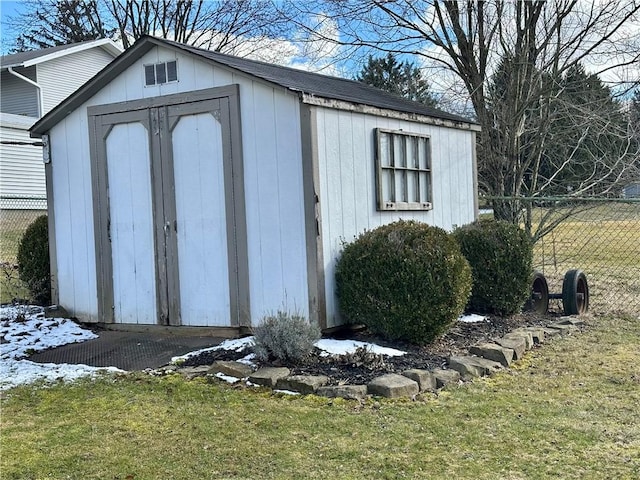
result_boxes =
[37,48,116,115]
[0,68,39,117]
[50,113,98,321]
[0,114,45,203]
[314,107,476,328]
[49,46,308,324]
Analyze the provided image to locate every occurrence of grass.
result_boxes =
[2,314,639,479]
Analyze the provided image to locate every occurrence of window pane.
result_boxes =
[407,171,418,202]
[419,138,430,170]
[379,132,391,167]
[409,137,420,168]
[393,135,404,167]
[395,169,407,202]
[382,169,394,203]
[155,63,167,84]
[167,61,177,82]
[419,172,431,202]
[144,65,155,86]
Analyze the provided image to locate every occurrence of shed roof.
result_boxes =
[31,35,477,136]
[1,39,122,69]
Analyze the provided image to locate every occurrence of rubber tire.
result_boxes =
[525,271,549,314]
[562,269,589,315]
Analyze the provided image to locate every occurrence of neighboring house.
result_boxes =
[622,182,640,198]
[31,35,480,331]
[0,39,122,208]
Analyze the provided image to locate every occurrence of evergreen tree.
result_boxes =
[539,64,629,196]
[12,1,112,52]
[356,53,437,106]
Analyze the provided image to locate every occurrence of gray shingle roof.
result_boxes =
[163,38,474,125]
[31,36,476,135]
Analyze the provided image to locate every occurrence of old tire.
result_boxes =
[525,270,549,314]
[562,269,589,315]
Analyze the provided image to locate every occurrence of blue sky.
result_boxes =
[1,1,25,24]
[1,0,27,53]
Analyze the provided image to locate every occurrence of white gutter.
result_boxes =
[7,66,44,117]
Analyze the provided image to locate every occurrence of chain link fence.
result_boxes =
[1,196,48,303]
[486,197,640,316]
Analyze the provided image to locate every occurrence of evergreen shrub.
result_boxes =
[454,219,533,316]
[335,220,472,345]
[16,215,51,305]
[253,311,321,363]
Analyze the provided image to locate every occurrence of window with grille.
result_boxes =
[375,128,432,211]
[144,60,178,86]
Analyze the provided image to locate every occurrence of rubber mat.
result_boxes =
[28,330,223,370]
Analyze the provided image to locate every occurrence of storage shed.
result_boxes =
[31,36,480,332]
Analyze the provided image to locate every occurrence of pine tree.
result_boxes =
[12,1,112,52]
[356,53,437,107]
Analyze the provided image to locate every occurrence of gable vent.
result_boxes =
[145,60,178,86]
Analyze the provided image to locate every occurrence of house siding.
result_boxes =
[0,67,39,117]
[0,114,45,204]
[48,46,308,325]
[313,106,476,328]
[37,48,116,114]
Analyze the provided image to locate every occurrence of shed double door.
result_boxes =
[89,88,248,327]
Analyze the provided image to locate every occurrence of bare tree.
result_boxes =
[286,0,640,239]
[7,0,289,57]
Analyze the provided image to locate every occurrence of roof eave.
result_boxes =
[300,94,481,132]
[22,39,122,67]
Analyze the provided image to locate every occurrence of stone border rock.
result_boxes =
[164,316,585,400]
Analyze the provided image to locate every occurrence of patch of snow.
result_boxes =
[315,339,406,357]
[171,336,255,363]
[273,389,300,396]
[458,314,487,323]
[215,372,241,384]
[0,305,123,391]
[173,335,407,363]
[236,353,256,366]
[0,359,122,391]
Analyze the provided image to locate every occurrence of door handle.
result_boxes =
[164,221,171,234]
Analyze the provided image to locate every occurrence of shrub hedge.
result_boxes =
[453,219,533,316]
[335,220,472,345]
[17,215,51,305]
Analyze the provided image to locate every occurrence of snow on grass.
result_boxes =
[1,305,123,391]
[215,372,242,384]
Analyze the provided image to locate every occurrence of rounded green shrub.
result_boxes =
[335,220,472,345]
[453,219,533,316]
[16,215,51,305]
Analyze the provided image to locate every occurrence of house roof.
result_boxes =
[1,39,122,69]
[161,38,474,125]
[31,35,477,136]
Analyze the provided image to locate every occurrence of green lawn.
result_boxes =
[2,314,639,479]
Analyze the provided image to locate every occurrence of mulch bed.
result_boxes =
[182,312,554,386]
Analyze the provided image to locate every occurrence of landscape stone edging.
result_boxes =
[170,316,586,399]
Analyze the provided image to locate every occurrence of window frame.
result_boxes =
[144,60,178,87]
[374,128,433,211]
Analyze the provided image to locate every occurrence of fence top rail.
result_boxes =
[485,196,640,203]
